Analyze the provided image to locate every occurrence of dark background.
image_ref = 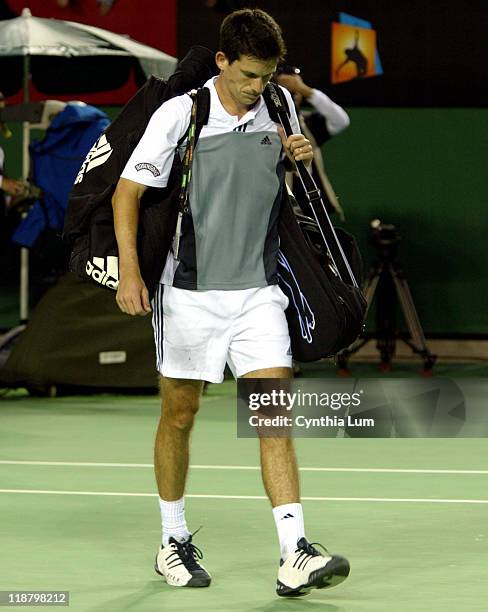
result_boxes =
[179,0,487,107]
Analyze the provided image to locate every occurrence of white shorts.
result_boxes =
[152,284,292,383]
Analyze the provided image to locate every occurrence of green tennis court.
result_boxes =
[1,379,487,611]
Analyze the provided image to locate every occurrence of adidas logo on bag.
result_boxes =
[260,135,272,145]
[86,256,119,289]
[75,134,113,184]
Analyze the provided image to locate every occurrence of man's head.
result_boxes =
[215,9,286,107]
[219,8,286,65]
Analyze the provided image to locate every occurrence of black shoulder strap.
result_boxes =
[176,86,210,149]
[263,81,358,288]
[262,82,290,122]
[195,86,211,136]
[173,86,210,259]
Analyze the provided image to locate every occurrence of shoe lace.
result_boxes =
[303,541,329,556]
[295,540,329,565]
[173,528,204,572]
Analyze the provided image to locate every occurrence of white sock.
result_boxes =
[272,502,305,561]
[159,496,191,547]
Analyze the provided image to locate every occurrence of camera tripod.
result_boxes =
[336,221,436,375]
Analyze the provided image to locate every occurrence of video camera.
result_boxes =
[369,219,400,248]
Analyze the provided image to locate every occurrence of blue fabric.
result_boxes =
[12,104,110,247]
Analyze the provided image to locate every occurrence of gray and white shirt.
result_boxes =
[121,77,300,291]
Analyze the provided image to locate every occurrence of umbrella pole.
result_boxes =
[19,54,30,324]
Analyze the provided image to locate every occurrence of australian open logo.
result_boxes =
[135,162,160,177]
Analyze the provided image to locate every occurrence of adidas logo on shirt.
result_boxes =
[260,135,273,145]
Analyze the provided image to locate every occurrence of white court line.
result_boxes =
[0,460,487,475]
[0,489,488,504]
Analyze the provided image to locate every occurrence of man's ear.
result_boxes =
[215,51,229,72]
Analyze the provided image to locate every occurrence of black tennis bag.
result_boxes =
[63,46,218,299]
[264,83,367,360]
[278,196,365,360]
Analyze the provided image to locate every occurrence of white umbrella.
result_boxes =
[0,8,178,321]
[0,7,177,175]
[0,8,177,102]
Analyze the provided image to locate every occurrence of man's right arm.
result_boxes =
[112,177,150,316]
[113,93,192,315]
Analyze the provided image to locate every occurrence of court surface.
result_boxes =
[1,379,487,611]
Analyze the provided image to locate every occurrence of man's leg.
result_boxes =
[155,375,203,503]
[243,367,299,507]
[243,367,303,555]
[243,366,349,596]
[154,375,211,587]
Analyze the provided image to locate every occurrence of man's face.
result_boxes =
[216,53,277,107]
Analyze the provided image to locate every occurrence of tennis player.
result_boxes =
[112,8,350,597]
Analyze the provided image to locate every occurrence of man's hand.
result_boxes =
[2,177,25,197]
[116,270,151,316]
[278,127,313,166]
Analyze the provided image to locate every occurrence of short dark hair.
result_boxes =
[219,8,286,64]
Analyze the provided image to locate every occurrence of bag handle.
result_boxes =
[263,82,359,288]
[173,90,199,259]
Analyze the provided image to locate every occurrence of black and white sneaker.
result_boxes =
[155,534,211,587]
[276,537,349,597]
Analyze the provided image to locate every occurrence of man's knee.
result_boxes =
[164,396,200,432]
[160,377,203,432]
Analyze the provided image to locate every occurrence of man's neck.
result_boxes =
[214,76,254,120]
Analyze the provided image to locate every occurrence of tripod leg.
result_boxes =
[376,266,397,371]
[390,266,436,372]
[362,269,381,318]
